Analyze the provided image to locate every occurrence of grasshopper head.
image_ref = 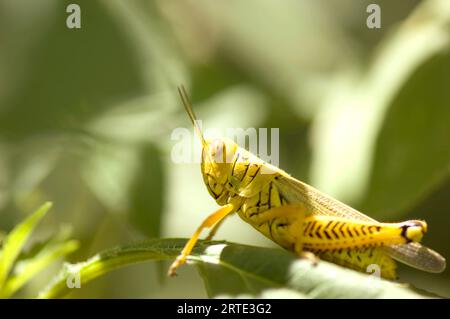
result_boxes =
[200,137,240,203]
[177,86,239,199]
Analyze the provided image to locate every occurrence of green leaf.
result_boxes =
[0,227,79,298]
[0,202,52,289]
[362,50,450,217]
[309,0,450,212]
[128,144,165,238]
[38,239,436,299]
[81,141,165,239]
[0,1,147,141]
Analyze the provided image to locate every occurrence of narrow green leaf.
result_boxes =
[38,239,437,299]
[0,239,79,298]
[0,202,52,289]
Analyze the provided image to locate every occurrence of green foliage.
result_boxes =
[363,52,450,217]
[309,0,450,213]
[0,202,51,289]
[39,239,435,299]
[1,0,450,298]
[0,203,78,298]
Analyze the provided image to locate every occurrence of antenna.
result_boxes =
[178,85,206,147]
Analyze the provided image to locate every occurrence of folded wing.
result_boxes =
[274,173,446,273]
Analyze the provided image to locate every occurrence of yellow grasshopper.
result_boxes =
[168,86,446,279]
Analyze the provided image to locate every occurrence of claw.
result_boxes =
[168,256,185,277]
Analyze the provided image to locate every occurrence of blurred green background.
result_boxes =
[0,0,449,298]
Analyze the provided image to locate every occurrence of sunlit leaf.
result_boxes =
[0,237,79,298]
[38,239,436,299]
[0,202,52,289]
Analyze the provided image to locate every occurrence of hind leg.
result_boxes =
[248,204,318,265]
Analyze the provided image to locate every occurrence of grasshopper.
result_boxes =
[168,86,446,279]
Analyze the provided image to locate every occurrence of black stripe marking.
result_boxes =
[338,222,345,238]
[247,165,261,185]
[331,222,340,238]
[369,226,378,234]
[249,209,260,218]
[315,225,323,239]
[211,190,220,199]
[309,221,317,237]
[346,225,354,238]
[257,191,262,207]
[268,183,273,209]
[234,201,244,213]
[303,221,313,236]
[231,152,240,176]
[240,162,250,182]
[324,229,332,240]
[400,225,412,243]
[361,226,367,236]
